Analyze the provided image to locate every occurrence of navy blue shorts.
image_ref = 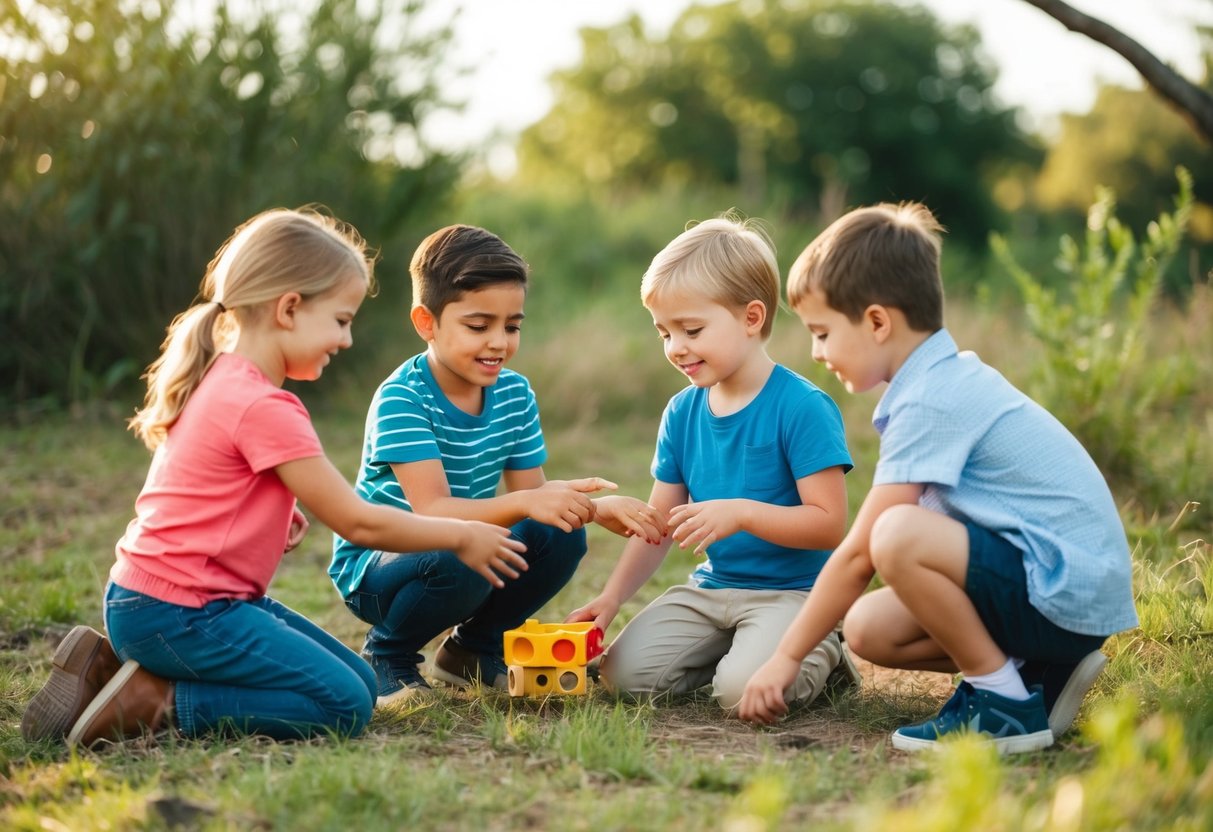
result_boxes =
[963,522,1106,663]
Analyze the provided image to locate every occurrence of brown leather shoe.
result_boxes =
[67,661,175,747]
[21,625,123,742]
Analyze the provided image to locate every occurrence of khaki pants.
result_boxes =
[600,584,842,710]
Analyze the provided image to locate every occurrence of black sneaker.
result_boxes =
[367,658,433,708]
[1019,651,1108,736]
[431,637,509,690]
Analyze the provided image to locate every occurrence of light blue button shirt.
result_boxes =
[872,329,1138,636]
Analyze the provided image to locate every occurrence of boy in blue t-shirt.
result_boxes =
[331,225,666,705]
[738,203,1138,753]
[567,216,856,711]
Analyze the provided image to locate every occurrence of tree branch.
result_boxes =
[1020,0,1213,143]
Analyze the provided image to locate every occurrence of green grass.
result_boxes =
[2,295,1212,830]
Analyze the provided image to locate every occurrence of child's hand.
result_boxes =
[736,654,799,725]
[285,506,309,552]
[592,495,668,544]
[455,521,529,589]
[564,594,621,633]
[529,478,618,532]
[669,500,746,557]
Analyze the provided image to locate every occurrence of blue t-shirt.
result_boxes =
[873,329,1138,636]
[329,353,547,596]
[652,364,852,591]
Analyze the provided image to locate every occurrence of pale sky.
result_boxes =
[416,0,1211,171]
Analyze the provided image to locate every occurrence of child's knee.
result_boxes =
[841,612,877,661]
[519,522,587,568]
[550,526,588,561]
[869,504,927,576]
[711,670,749,711]
[315,681,374,737]
[599,649,661,699]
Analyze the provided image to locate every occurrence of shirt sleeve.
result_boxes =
[235,390,324,473]
[874,397,973,487]
[783,389,854,479]
[368,383,442,466]
[651,397,684,485]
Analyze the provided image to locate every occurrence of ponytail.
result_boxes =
[129,301,227,450]
[128,207,374,450]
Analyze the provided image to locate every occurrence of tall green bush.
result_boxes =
[991,167,1194,503]
[0,0,459,409]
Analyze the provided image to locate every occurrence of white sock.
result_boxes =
[965,658,1031,701]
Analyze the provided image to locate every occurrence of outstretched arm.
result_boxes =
[736,482,924,724]
[278,455,528,588]
[394,460,614,531]
[668,465,847,556]
[564,479,687,632]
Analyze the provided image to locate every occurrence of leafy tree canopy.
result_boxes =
[0,0,458,408]
[516,0,1041,244]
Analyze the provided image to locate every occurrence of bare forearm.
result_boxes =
[599,538,672,607]
[411,492,528,527]
[773,545,874,662]
[339,503,469,553]
[738,500,846,549]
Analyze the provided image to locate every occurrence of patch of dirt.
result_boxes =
[637,657,956,761]
[853,656,955,700]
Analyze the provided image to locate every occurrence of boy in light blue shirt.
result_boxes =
[738,202,1137,753]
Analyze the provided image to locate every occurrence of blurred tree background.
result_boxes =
[517,0,1041,245]
[1,0,459,406]
[2,0,1210,421]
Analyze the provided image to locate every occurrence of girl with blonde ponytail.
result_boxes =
[23,208,528,747]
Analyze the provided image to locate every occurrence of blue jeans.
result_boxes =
[345,519,586,666]
[104,582,376,740]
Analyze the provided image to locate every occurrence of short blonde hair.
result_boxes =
[787,202,943,332]
[641,215,780,339]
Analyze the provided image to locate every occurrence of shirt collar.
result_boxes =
[873,328,957,433]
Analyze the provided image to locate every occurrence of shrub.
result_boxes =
[0,0,459,410]
[990,167,1195,505]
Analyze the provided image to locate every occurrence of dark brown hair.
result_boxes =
[410,225,528,319]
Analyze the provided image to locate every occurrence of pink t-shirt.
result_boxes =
[111,353,324,607]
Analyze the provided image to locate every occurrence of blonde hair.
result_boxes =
[641,215,780,339]
[129,208,376,450]
[787,202,944,332]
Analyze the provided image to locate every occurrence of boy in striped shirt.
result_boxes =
[330,225,666,705]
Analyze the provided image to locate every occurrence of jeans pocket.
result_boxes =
[105,583,164,612]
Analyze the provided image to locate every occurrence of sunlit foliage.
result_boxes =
[0,0,459,407]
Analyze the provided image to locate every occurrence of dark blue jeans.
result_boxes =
[104,582,376,740]
[345,519,586,666]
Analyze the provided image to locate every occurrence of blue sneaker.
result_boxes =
[892,681,1054,754]
[1019,651,1107,736]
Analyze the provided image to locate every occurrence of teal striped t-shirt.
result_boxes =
[329,352,547,596]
